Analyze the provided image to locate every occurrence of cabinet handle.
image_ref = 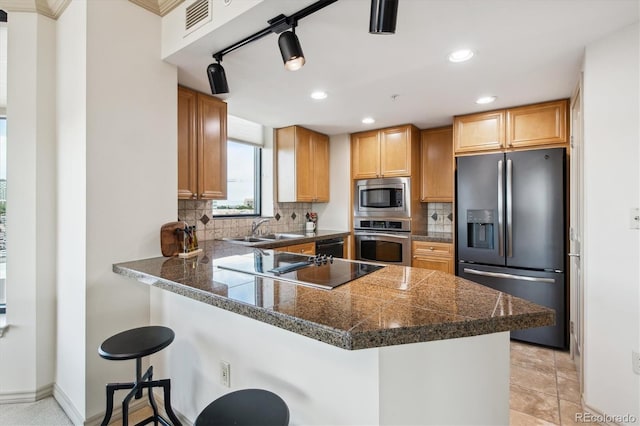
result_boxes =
[192,194,197,199]
[429,246,434,251]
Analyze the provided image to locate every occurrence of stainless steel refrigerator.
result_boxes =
[456,148,567,349]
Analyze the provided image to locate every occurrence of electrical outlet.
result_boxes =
[220,361,231,387]
[630,208,640,230]
[633,351,640,375]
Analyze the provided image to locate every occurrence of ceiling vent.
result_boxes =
[185,0,212,35]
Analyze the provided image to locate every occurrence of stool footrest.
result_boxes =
[101,377,181,426]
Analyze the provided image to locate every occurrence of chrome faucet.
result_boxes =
[251,218,271,236]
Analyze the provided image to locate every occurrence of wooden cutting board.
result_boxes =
[160,221,186,257]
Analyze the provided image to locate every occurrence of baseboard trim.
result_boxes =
[52,384,85,425]
[0,383,54,404]
[581,397,626,426]
[84,397,149,426]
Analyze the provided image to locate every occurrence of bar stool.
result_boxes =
[194,389,289,426]
[98,326,182,426]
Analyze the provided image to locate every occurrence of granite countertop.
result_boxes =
[113,236,554,350]
[411,231,453,244]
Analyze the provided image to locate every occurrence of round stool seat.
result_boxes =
[195,389,289,426]
[99,326,174,360]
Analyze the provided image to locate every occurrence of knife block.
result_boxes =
[160,221,187,257]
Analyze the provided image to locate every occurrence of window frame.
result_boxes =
[211,139,262,218]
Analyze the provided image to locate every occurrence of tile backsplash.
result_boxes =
[178,200,313,242]
[426,202,454,234]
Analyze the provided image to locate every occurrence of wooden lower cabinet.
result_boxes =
[411,241,454,274]
[275,242,316,255]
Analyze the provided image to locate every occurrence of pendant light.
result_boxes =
[207,59,229,95]
[369,0,399,34]
[278,28,306,71]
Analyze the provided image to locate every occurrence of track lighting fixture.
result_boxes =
[278,28,306,71]
[207,58,229,95]
[369,0,399,34]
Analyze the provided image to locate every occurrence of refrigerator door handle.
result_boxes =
[506,158,513,258]
[463,267,556,283]
[497,160,504,257]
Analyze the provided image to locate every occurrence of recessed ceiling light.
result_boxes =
[448,49,474,63]
[476,96,497,104]
[311,91,328,100]
[362,117,375,124]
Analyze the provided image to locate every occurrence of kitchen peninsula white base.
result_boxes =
[149,288,510,426]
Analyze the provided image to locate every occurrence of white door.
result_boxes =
[569,79,584,392]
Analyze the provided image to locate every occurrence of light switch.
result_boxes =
[631,208,640,230]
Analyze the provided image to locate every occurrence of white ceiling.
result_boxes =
[170,0,639,135]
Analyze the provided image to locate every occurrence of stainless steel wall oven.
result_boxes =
[354,218,411,266]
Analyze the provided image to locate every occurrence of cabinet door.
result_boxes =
[197,94,227,200]
[286,242,316,255]
[177,87,197,199]
[454,111,505,154]
[421,127,453,202]
[313,132,330,202]
[351,131,380,179]
[506,100,568,148]
[412,256,453,274]
[294,127,315,202]
[380,126,412,177]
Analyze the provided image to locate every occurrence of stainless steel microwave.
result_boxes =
[353,177,410,217]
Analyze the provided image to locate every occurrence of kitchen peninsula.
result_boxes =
[114,237,554,425]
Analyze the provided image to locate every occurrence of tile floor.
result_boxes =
[509,341,595,426]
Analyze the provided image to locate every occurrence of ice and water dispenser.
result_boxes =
[466,210,494,249]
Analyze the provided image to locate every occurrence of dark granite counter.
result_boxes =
[113,235,553,350]
[411,231,454,243]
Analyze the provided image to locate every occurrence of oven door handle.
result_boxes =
[355,232,410,239]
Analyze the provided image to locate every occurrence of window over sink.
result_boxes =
[211,139,261,217]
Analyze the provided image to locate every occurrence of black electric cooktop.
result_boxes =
[214,251,384,289]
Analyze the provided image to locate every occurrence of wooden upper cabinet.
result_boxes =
[453,99,569,155]
[276,125,330,203]
[351,131,380,179]
[178,87,197,199]
[380,126,412,177]
[351,125,417,179]
[178,86,227,200]
[198,93,227,200]
[453,110,505,154]
[312,132,330,202]
[506,99,568,148]
[421,126,453,202]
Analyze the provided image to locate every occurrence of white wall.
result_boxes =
[583,22,639,423]
[53,0,178,421]
[313,133,350,230]
[0,11,57,402]
[84,0,177,420]
[55,0,87,415]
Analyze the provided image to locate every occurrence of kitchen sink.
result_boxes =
[223,233,305,245]
[222,236,265,245]
[258,233,305,240]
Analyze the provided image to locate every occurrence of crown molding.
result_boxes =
[0,0,70,19]
[128,0,184,16]
[0,0,183,18]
